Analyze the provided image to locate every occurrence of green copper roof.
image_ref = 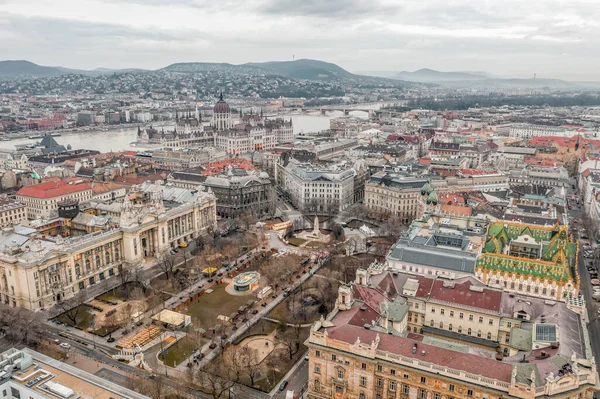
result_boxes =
[426,190,438,204]
[421,182,433,195]
[478,222,576,283]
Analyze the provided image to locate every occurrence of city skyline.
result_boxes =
[1,0,599,81]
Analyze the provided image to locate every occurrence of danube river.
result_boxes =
[0,110,368,153]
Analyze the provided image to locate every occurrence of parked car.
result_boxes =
[59,343,71,349]
[279,380,288,391]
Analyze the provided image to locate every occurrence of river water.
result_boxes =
[0,110,369,153]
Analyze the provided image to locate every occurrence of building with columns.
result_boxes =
[0,184,216,311]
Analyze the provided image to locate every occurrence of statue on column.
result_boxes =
[313,215,319,235]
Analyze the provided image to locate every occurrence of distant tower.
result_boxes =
[575,134,581,151]
[212,91,233,131]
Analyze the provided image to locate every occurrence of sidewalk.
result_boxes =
[193,259,324,370]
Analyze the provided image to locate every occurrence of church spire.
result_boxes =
[219,90,223,101]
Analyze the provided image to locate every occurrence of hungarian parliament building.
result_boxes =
[136,93,294,154]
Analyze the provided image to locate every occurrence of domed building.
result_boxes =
[212,91,233,131]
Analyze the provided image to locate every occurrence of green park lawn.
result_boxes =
[159,335,197,367]
[287,237,307,246]
[185,284,251,330]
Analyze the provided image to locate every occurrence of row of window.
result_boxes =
[430,307,495,325]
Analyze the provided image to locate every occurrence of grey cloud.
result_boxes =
[260,0,397,18]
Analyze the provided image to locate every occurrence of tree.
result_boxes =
[239,211,257,230]
[380,215,406,239]
[56,291,87,326]
[277,323,302,360]
[125,375,166,399]
[0,304,45,351]
[331,223,345,241]
[118,263,133,285]
[197,361,235,399]
[261,255,296,290]
[239,347,262,387]
[157,251,178,281]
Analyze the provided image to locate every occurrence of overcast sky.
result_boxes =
[1,0,599,81]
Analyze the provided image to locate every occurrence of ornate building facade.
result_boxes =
[475,221,578,301]
[306,264,597,399]
[0,185,216,310]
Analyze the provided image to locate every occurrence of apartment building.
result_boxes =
[306,266,597,399]
[16,179,92,219]
[0,199,26,227]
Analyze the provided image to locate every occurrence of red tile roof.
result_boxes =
[325,324,513,382]
[353,285,390,313]
[16,180,91,199]
[439,204,472,217]
[427,279,502,313]
[91,182,127,195]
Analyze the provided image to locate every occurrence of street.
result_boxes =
[270,354,308,398]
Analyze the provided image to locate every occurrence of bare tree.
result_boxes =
[118,264,133,285]
[380,215,405,239]
[120,303,134,330]
[125,375,166,399]
[197,362,235,399]
[0,304,45,351]
[157,251,178,281]
[239,346,262,387]
[56,291,87,326]
[277,322,302,360]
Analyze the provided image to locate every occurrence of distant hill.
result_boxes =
[163,59,355,81]
[390,68,574,88]
[393,68,488,83]
[246,59,355,81]
[0,59,416,87]
[0,60,146,79]
[0,60,65,79]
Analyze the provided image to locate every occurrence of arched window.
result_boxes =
[448,324,453,331]
[114,248,120,260]
[458,326,462,334]
[74,263,80,276]
[314,380,320,392]
[85,259,91,272]
[439,322,443,329]
[487,332,492,340]
[105,251,111,265]
[467,328,472,336]
[477,330,482,338]
[95,255,101,268]
[360,394,366,399]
